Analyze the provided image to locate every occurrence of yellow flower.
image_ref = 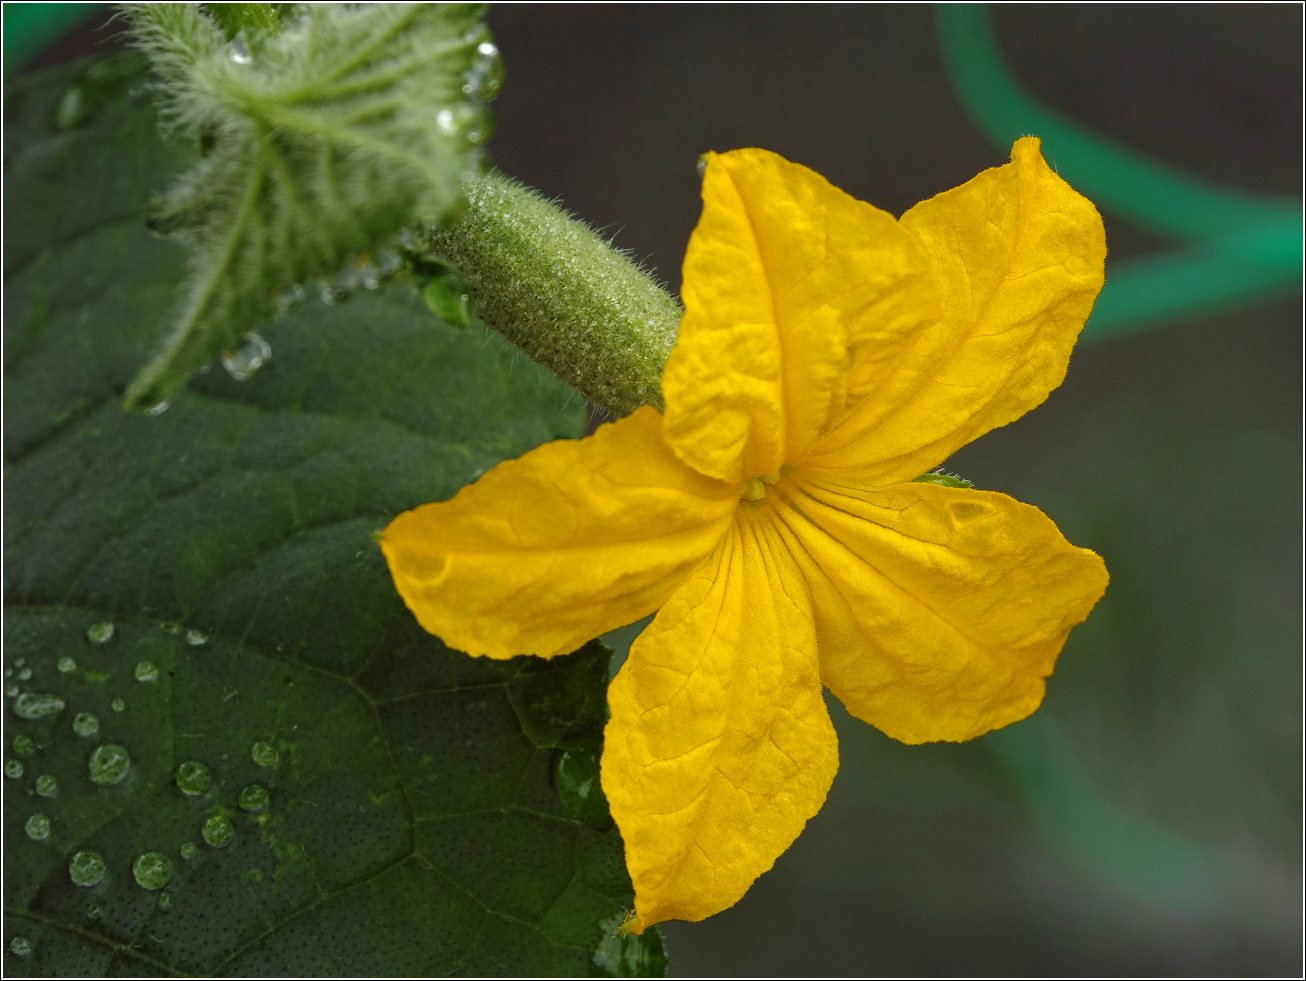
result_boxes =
[380,137,1108,933]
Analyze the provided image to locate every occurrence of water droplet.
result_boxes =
[3,669,9,678]
[202,813,234,848]
[436,103,494,145]
[318,280,353,305]
[250,741,278,767]
[73,712,100,738]
[5,760,24,779]
[134,661,159,683]
[36,774,57,797]
[157,890,173,912]
[57,656,77,673]
[69,850,107,887]
[275,283,306,316]
[15,659,25,668]
[88,744,131,785]
[180,842,198,860]
[18,667,32,681]
[238,783,269,811]
[13,692,66,720]
[175,761,211,795]
[221,332,271,381]
[111,698,126,713]
[160,622,184,635]
[9,936,32,958]
[87,904,103,920]
[145,400,170,416]
[24,813,51,841]
[462,40,504,101]
[12,735,34,755]
[230,32,252,65]
[133,852,173,890]
[185,629,208,647]
[5,685,17,697]
[87,622,115,644]
[373,250,402,281]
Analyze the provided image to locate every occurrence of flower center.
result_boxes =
[739,468,784,502]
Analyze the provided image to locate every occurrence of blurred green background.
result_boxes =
[8,3,1302,976]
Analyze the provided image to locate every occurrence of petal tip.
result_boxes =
[1010,135,1043,163]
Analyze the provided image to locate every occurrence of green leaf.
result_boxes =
[3,62,665,977]
[118,2,500,411]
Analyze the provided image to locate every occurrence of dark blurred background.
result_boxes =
[15,4,1303,976]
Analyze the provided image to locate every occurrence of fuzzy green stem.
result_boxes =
[428,173,683,416]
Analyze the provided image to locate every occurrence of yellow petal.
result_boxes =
[662,148,938,484]
[769,474,1107,743]
[379,407,737,659]
[602,511,839,930]
[809,137,1106,484]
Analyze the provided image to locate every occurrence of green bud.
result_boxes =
[425,173,682,417]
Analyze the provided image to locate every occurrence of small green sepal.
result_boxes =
[912,470,975,489]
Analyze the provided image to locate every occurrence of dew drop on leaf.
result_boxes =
[14,659,25,668]
[69,850,107,887]
[13,692,66,720]
[5,685,18,697]
[18,667,32,681]
[36,774,57,797]
[24,813,51,841]
[133,852,173,890]
[221,332,271,380]
[86,904,102,921]
[145,400,170,416]
[57,656,77,673]
[275,283,306,316]
[135,661,159,683]
[180,841,198,860]
[5,760,24,779]
[88,744,131,785]
[111,699,125,713]
[9,936,32,958]
[87,622,115,644]
[12,735,34,755]
[185,629,209,646]
[73,712,100,738]
[238,783,270,811]
[176,761,212,795]
[318,280,354,305]
[202,813,234,848]
[158,890,173,911]
[251,741,278,767]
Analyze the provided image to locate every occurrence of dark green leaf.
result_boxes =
[3,63,665,977]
